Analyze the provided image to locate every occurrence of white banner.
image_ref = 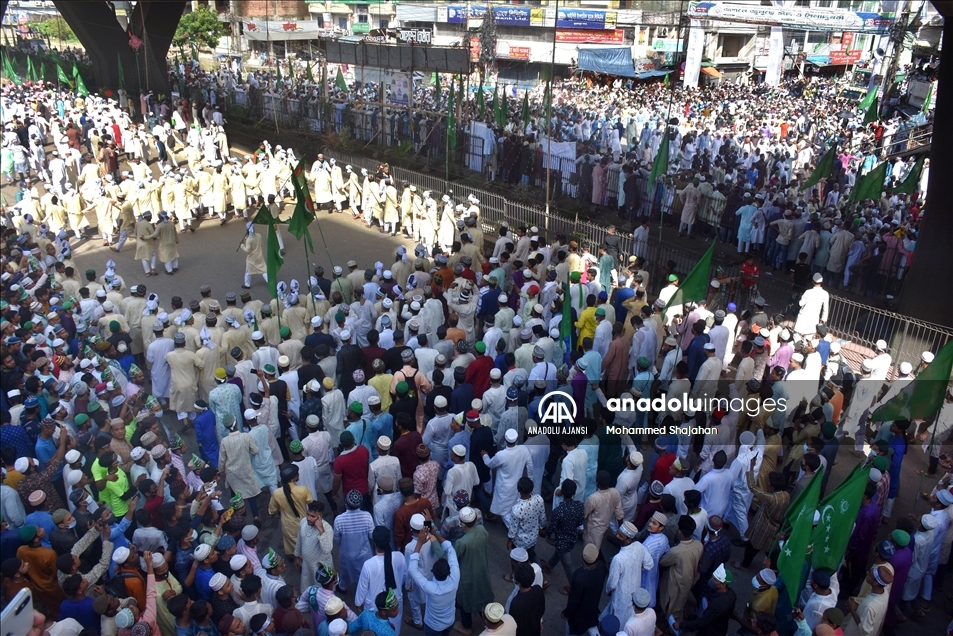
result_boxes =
[765,27,784,86]
[683,19,704,88]
[687,1,892,34]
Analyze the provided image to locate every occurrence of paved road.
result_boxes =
[7,140,951,635]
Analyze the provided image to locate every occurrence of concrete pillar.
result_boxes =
[899,19,953,328]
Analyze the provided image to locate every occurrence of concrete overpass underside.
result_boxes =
[1,0,185,98]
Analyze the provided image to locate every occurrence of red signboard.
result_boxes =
[555,29,625,44]
[841,31,855,50]
[499,44,532,60]
[830,49,862,65]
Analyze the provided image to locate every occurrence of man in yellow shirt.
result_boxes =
[575,296,598,350]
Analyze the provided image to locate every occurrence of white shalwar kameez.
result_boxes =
[602,541,655,625]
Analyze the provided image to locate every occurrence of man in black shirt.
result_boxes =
[509,562,545,636]
[675,564,737,636]
[304,318,335,353]
[562,543,607,636]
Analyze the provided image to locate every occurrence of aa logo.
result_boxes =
[538,391,578,425]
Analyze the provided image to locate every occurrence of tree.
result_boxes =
[31,17,78,43]
[477,7,497,86]
[172,5,228,51]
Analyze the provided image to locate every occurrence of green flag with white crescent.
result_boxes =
[858,88,877,110]
[75,71,89,97]
[777,468,824,604]
[810,462,870,572]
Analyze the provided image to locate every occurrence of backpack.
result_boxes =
[105,571,137,599]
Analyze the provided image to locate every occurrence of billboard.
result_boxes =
[556,9,617,30]
[445,6,545,27]
[555,29,625,44]
[398,28,432,44]
[829,50,863,65]
[687,1,892,33]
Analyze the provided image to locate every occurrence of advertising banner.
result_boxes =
[687,1,892,33]
[556,9,617,30]
[388,71,411,106]
[829,49,862,65]
[765,26,784,86]
[446,6,546,26]
[398,28,432,44]
[683,19,704,88]
[555,29,625,44]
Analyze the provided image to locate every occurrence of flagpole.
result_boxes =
[545,0,558,216]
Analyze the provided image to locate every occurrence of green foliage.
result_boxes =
[477,8,497,80]
[173,5,228,51]
[31,17,77,42]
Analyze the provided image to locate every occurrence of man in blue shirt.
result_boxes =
[407,526,459,635]
[24,491,55,549]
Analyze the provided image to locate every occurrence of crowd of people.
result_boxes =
[2,50,953,636]
[164,59,932,301]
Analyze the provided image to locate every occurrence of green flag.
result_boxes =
[71,61,79,79]
[3,54,22,86]
[501,85,508,122]
[477,84,485,120]
[252,203,275,226]
[447,81,457,150]
[664,72,670,89]
[777,468,824,604]
[811,462,870,572]
[335,67,348,92]
[887,155,925,195]
[872,340,953,422]
[287,159,315,253]
[434,72,441,108]
[521,91,530,130]
[646,129,669,195]
[858,87,877,110]
[543,77,552,116]
[663,241,715,313]
[848,161,888,203]
[493,84,503,126]
[26,55,36,82]
[306,62,314,83]
[117,53,125,89]
[922,82,934,112]
[56,62,70,87]
[863,96,879,124]
[266,223,284,300]
[75,72,89,97]
[799,144,837,191]
[40,61,47,83]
